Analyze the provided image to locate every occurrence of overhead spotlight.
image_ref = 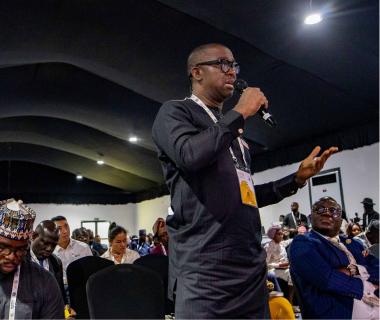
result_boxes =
[304,14,322,24]
[129,137,138,142]
[97,160,104,165]
[77,175,83,179]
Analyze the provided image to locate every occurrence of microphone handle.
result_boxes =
[258,105,277,127]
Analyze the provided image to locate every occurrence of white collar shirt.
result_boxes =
[313,230,379,319]
[53,238,93,283]
[101,248,140,265]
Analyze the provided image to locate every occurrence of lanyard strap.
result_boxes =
[9,264,21,320]
[291,213,298,228]
[189,95,248,169]
[30,249,49,271]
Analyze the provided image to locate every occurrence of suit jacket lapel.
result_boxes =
[310,230,349,265]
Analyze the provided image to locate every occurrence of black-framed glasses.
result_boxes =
[315,206,341,216]
[195,59,240,74]
[0,245,29,258]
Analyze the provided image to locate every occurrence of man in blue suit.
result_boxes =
[290,197,379,319]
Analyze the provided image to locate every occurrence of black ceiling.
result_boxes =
[0,0,378,204]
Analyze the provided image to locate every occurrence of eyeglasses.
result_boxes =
[0,245,29,258]
[315,206,341,216]
[195,59,240,75]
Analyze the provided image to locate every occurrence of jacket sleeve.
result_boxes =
[290,235,364,299]
[152,101,244,173]
[255,173,301,208]
[352,239,379,285]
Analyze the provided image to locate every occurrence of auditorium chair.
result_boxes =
[66,256,114,319]
[87,264,165,319]
[133,254,174,315]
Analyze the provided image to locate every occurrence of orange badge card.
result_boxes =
[236,167,257,207]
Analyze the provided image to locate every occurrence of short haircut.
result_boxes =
[280,215,285,218]
[51,215,67,222]
[187,43,227,77]
[368,220,379,234]
[108,226,128,242]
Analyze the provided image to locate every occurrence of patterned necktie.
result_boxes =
[38,259,44,267]
[329,237,379,308]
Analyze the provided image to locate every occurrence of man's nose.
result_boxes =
[5,251,16,262]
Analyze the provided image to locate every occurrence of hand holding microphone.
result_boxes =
[233,79,276,127]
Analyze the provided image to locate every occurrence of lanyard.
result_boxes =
[30,249,49,271]
[9,264,21,320]
[160,243,167,256]
[189,95,248,169]
[291,213,299,228]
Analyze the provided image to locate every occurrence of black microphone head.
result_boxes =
[233,79,248,95]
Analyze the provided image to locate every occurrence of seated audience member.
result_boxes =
[131,235,138,250]
[290,197,379,319]
[346,222,362,238]
[94,235,108,249]
[147,233,154,248]
[134,229,151,256]
[150,218,169,256]
[101,226,139,264]
[297,226,307,235]
[52,216,93,303]
[0,199,64,319]
[72,227,99,257]
[264,225,298,313]
[354,220,379,250]
[29,220,76,318]
[282,226,290,240]
[87,229,107,256]
[279,215,285,223]
[267,279,295,320]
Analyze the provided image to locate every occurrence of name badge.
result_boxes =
[235,165,257,207]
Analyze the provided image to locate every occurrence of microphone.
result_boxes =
[233,79,277,127]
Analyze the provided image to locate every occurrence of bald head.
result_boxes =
[31,220,60,260]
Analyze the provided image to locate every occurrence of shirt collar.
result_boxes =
[313,230,340,242]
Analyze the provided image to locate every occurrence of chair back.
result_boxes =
[289,268,310,319]
[67,256,114,319]
[369,243,379,258]
[133,254,174,315]
[87,263,165,319]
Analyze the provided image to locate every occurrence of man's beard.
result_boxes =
[292,209,298,213]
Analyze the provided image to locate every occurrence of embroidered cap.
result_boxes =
[0,199,36,240]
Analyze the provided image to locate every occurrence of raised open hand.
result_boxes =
[295,146,338,184]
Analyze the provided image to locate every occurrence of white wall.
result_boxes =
[31,203,137,236]
[28,143,379,236]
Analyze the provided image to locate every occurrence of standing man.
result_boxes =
[152,43,338,318]
[283,202,308,238]
[51,216,92,303]
[362,198,379,231]
[0,199,64,319]
[290,197,379,319]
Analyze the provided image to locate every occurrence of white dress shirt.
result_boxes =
[101,247,140,264]
[53,238,93,283]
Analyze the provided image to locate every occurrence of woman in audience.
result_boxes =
[101,226,140,264]
[345,222,362,238]
[264,225,299,313]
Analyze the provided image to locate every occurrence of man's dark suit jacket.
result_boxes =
[362,210,379,230]
[290,230,379,319]
[26,251,67,305]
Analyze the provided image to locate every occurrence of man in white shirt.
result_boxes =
[51,216,92,304]
[290,197,379,319]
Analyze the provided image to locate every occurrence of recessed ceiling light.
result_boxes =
[129,137,138,142]
[97,160,104,165]
[304,14,322,24]
[77,175,83,179]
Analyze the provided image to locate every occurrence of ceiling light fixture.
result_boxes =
[97,160,104,165]
[77,175,83,179]
[304,0,322,24]
[97,153,104,165]
[129,137,138,142]
[304,14,322,24]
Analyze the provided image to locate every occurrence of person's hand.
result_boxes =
[295,146,338,184]
[362,249,371,257]
[372,283,379,291]
[233,87,268,119]
[335,266,351,276]
[67,307,76,319]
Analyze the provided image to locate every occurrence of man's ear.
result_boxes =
[30,231,38,241]
[191,67,202,81]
